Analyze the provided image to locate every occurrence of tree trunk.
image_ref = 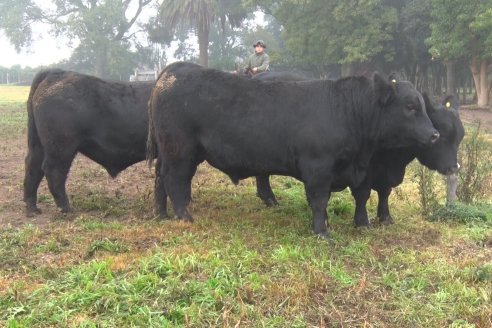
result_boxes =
[470,56,490,107]
[445,60,456,96]
[94,44,108,78]
[341,63,355,77]
[198,25,209,68]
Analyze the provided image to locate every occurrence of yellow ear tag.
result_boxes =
[446,101,451,108]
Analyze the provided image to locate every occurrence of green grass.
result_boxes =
[0,85,29,138]
[1,86,491,327]
[0,85,29,105]
[1,181,491,327]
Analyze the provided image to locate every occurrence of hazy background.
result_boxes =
[0,0,491,106]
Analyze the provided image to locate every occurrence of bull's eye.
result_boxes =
[406,104,417,113]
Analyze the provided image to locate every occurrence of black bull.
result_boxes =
[255,94,464,227]
[23,69,154,215]
[253,73,465,227]
[147,61,439,238]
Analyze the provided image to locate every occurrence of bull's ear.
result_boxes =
[442,95,459,111]
[374,73,394,106]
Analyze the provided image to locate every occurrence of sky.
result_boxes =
[0,30,73,68]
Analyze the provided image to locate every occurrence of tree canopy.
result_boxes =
[1,0,492,106]
[0,0,155,77]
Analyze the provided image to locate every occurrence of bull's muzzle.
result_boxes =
[446,163,461,175]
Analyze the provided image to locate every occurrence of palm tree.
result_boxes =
[158,0,246,67]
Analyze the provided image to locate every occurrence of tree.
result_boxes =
[253,0,398,77]
[207,19,246,70]
[0,0,154,77]
[156,0,247,67]
[427,0,492,106]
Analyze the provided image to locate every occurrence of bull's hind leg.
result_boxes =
[23,145,45,216]
[255,175,279,206]
[154,157,168,219]
[164,158,199,222]
[42,151,76,213]
[376,187,395,225]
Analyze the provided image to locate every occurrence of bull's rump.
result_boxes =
[153,66,360,179]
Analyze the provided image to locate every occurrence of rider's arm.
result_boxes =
[256,54,270,72]
[243,55,253,71]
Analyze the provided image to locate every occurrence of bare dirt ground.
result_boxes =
[460,105,492,131]
[0,115,173,228]
[1,107,491,228]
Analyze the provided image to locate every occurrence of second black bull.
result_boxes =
[147,61,440,238]
[254,72,464,227]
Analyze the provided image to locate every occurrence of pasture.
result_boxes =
[0,85,491,327]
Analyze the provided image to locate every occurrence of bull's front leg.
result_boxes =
[377,187,394,225]
[255,175,279,207]
[304,180,332,240]
[350,182,371,228]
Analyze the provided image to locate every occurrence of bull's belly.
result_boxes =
[200,134,297,180]
[204,151,296,184]
[332,164,368,190]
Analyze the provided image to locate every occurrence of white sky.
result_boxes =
[0,0,153,69]
[0,31,73,68]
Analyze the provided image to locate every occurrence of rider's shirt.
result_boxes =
[243,52,270,73]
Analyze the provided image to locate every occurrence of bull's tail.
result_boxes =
[27,70,54,151]
[146,92,158,168]
[24,70,56,206]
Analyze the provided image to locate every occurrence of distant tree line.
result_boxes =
[1,0,491,106]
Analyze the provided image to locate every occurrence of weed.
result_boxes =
[428,202,491,223]
[86,239,128,257]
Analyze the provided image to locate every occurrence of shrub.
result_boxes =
[415,164,441,216]
[457,123,492,203]
[427,202,491,223]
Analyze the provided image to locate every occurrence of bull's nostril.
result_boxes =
[430,132,440,143]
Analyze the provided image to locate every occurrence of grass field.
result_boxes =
[0,85,491,327]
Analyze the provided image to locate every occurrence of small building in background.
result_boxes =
[129,68,158,81]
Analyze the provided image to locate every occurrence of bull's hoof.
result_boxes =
[26,206,42,217]
[157,212,170,220]
[60,207,73,214]
[174,215,194,223]
[379,216,394,225]
[314,231,335,245]
[174,211,194,222]
[355,223,371,229]
[263,197,279,207]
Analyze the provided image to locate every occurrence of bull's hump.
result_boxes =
[32,79,67,109]
[154,73,177,95]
